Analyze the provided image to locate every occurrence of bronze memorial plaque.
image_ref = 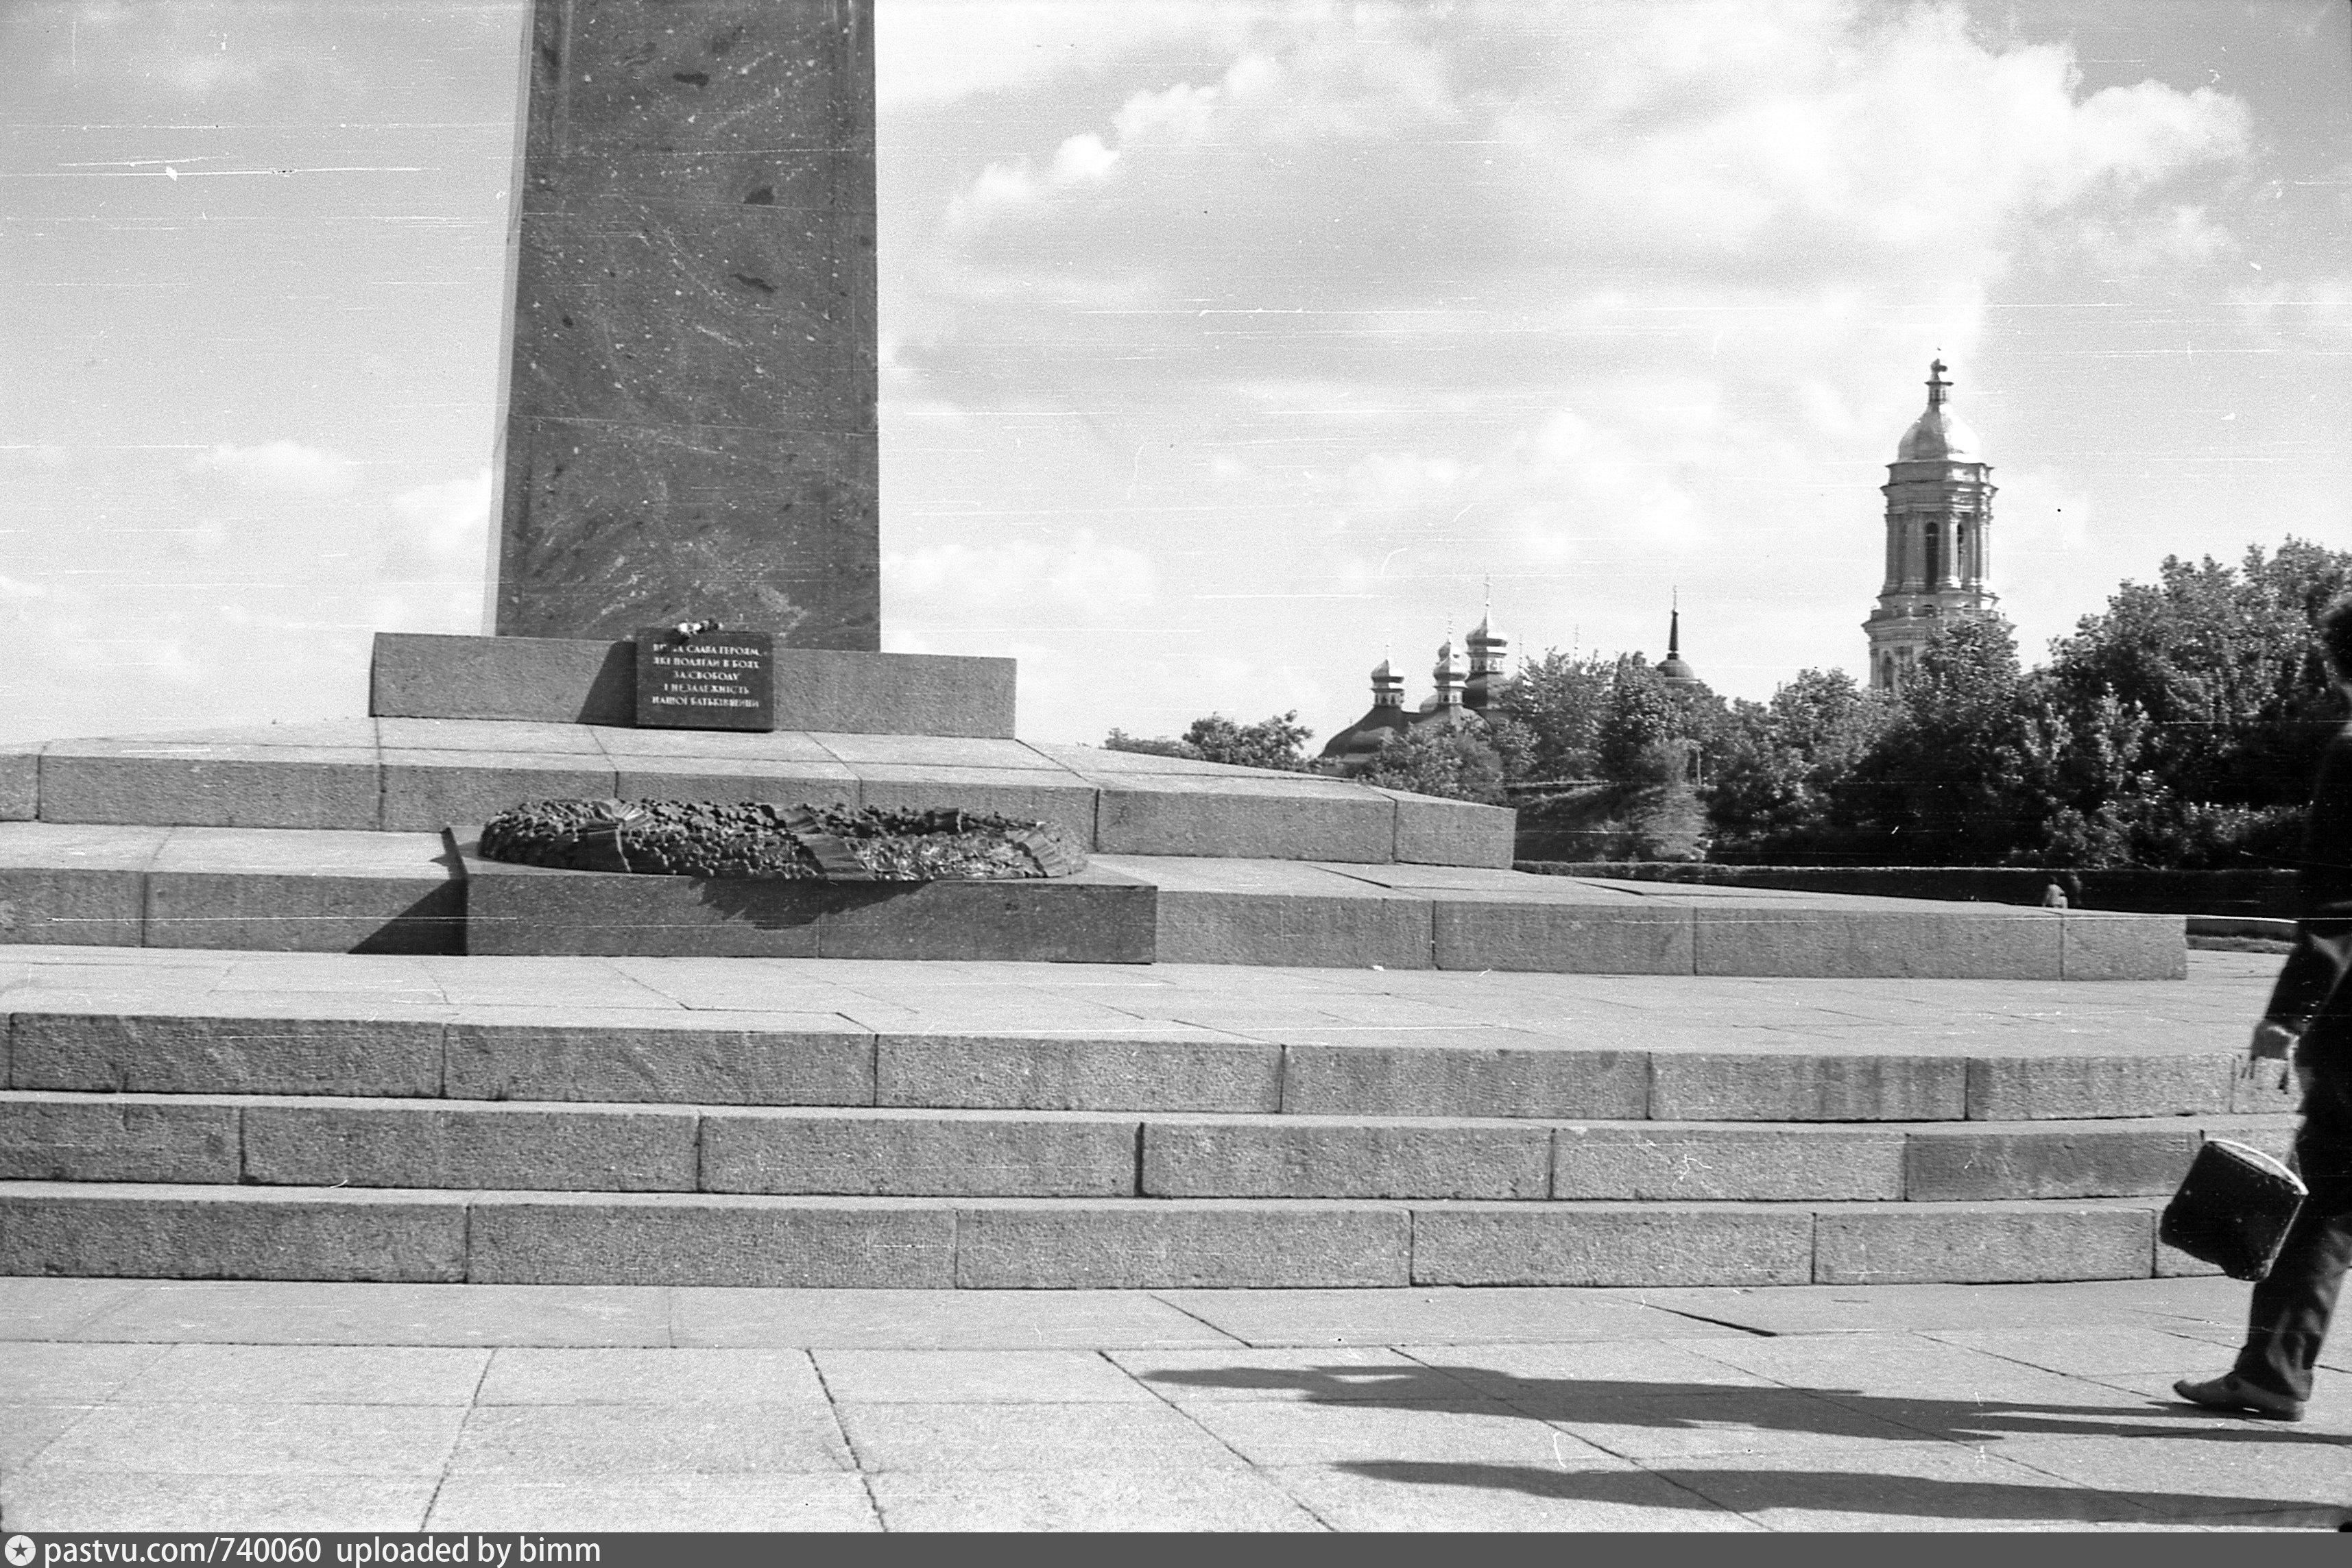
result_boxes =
[634,624,776,731]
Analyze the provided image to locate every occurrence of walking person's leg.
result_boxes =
[2177,1078,2352,1420]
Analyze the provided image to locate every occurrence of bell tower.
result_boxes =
[1864,360,1997,690]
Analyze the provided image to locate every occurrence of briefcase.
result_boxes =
[2159,1138,2307,1282]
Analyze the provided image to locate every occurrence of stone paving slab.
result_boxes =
[1,1276,2344,1532]
[0,946,2264,1054]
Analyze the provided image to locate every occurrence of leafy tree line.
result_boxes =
[1101,538,2352,867]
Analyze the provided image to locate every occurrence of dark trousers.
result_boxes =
[2235,1072,2352,1403]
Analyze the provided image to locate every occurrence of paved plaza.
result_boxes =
[1,1273,2345,1532]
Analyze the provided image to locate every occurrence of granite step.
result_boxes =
[0,717,1513,868]
[5,998,2288,1121]
[0,1091,2292,1203]
[0,819,2185,978]
[0,1182,2213,1289]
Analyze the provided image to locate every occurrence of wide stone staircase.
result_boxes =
[0,633,2270,1290]
[0,948,2293,1288]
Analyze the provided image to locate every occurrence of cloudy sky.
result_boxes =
[3,1,2347,747]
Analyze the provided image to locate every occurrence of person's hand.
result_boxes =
[2244,1017,2303,1094]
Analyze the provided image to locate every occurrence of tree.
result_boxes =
[1838,616,2039,863]
[1105,711,1315,772]
[2047,540,2352,809]
[1353,723,1507,804]
[1488,649,1614,782]
[1594,658,1679,784]
[1707,668,1893,848]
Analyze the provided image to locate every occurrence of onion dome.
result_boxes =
[1317,654,1416,762]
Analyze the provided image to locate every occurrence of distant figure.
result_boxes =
[2040,882,2068,910]
[2175,594,2352,1422]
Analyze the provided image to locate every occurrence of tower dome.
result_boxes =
[1895,359,1981,462]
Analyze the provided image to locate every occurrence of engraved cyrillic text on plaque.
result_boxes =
[634,625,775,731]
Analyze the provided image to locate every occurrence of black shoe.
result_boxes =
[2172,1374,2305,1422]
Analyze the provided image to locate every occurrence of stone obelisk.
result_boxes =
[489,0,878,649]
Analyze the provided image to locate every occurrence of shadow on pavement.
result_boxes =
[1334,1461,2344,1528]
[1140,1364,2349,1447]
[1141,1363,2349,1524]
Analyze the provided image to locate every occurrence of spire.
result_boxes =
[1659,592,1699,687]
[1927,358,1949,409]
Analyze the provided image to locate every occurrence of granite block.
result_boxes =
[1375,789,1517,869]
[701,1109,1138,1196]
[595,727,839,762]
[40,747,381,831]
[372,717,606,754]
[2063,912,2187,980]
[466,1195,953,1288]
[8,1012,443,1098]
[143,873,463,955]
[1692,905,2062,979]
[0,747,38,819]
[1812,1202,2155,1284]
[1649,1052,1966,1122]
[1151,889,1433,968]
[497,420,875,651]
[243,1102,699,1192]
[1409,1203,1814,1287]
[609,758,859,810]
[461,851,1153,963]
[443,1018,872,1107]
[0,1094,241,1183]
[2229,1060,2305,1115]
[1033,743,1280,779]
[1281,1044,1648,1120]
[814,734,1055,770]
[1965,1054,2233,1120]
[0,867,145,947]
[372,632,636,725]
[848,766,1096,840]
[1903,1122,2202,1201]
[1551,1123,1906,1201]
[1141,1116,1550,1199]
[2154,1240,2229,1278]
[379,751,617,834]
[506,206,865,428]
[1094,775,1395,862]
[1432,900,1692,974]
[461,852,820,958]
[814,873,1155,964]
[770,653,1015,738]
[375,638,1009,738]
[876,1034,1281,1113]
[952,1201,1410,1288]
[0,1185,468,1282]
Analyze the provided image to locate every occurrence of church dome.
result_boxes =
[1896,359,1980,462]
[1897,406,1980,462]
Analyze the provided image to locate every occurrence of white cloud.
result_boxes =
[885,529,1157,620]
[189,439,352,494]
[387,467,492,568]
